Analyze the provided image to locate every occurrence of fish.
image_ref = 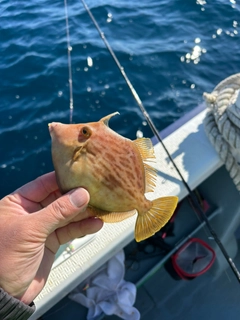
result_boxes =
[48,112,178,242]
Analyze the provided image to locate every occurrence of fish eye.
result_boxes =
[81,126,91,138]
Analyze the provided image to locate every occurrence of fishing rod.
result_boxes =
[79,0,240,282]
[64,0,74,123]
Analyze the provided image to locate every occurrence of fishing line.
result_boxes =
[79,0,240,282]
[64,0,74,123]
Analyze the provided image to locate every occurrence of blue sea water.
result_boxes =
[1,0,240,198]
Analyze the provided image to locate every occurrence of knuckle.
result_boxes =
[50,200,71,222]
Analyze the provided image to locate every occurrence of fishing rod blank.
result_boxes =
[64,0,74,123]
[79,0,240,283]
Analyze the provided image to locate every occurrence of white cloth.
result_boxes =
[69,250,140,320]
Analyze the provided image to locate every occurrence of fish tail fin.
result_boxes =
[135,196,178,242]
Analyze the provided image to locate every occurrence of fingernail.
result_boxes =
[69,188,89,208]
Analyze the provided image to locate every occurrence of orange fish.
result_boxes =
[49,112,178,242]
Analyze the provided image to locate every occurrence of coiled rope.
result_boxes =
[204,73,240,190]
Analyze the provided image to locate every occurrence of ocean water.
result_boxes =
[1,0,240,198]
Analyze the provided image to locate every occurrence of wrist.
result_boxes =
[0,288,35,319]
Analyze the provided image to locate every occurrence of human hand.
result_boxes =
[0,172,103,305]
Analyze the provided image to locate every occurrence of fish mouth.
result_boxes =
[48,122,65,140]
[48,122,60,133]
[48,122,77,145]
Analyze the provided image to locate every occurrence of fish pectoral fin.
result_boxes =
[133,138,157,192]
[88,206,137,223]
[72,141,89,161]
[135,196,178,242]
[73,146,83,161]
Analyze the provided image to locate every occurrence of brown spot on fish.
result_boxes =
[125,187,135,198]
[114,169,122,180]
[119,158,132,170]
[105,173,123,189]
[134,165,141,178]
[125,170,136,182]
[86,148,97,158]
[113,162,123,173]
[104,152,116,163]
[137,180,142,190]
[88,145,102,156]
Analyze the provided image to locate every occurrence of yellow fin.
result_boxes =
[134,138,157,192]
[135,196,178,242]
[88,206,136,223]
[133,138,155,161]
[144,163,157,193]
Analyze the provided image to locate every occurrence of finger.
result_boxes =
[40,189,62,208]
[32,188,90,236]
[54,217,103,245]
[15,172,59,203]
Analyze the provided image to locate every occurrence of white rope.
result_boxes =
[204,73,240,190]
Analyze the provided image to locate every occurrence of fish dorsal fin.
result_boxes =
[143,163,157,192]
[134,138,155,161]
[100,112,120,126]
[133,138,157,192]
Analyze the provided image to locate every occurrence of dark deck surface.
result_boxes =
[41,242,240,320]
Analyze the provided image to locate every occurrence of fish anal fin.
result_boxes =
[135,196,178,242]
[88,206,137,223]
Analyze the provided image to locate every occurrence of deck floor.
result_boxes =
[41,241,240,320]
[134,245,240,320]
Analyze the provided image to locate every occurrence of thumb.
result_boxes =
[33,188,90,236]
